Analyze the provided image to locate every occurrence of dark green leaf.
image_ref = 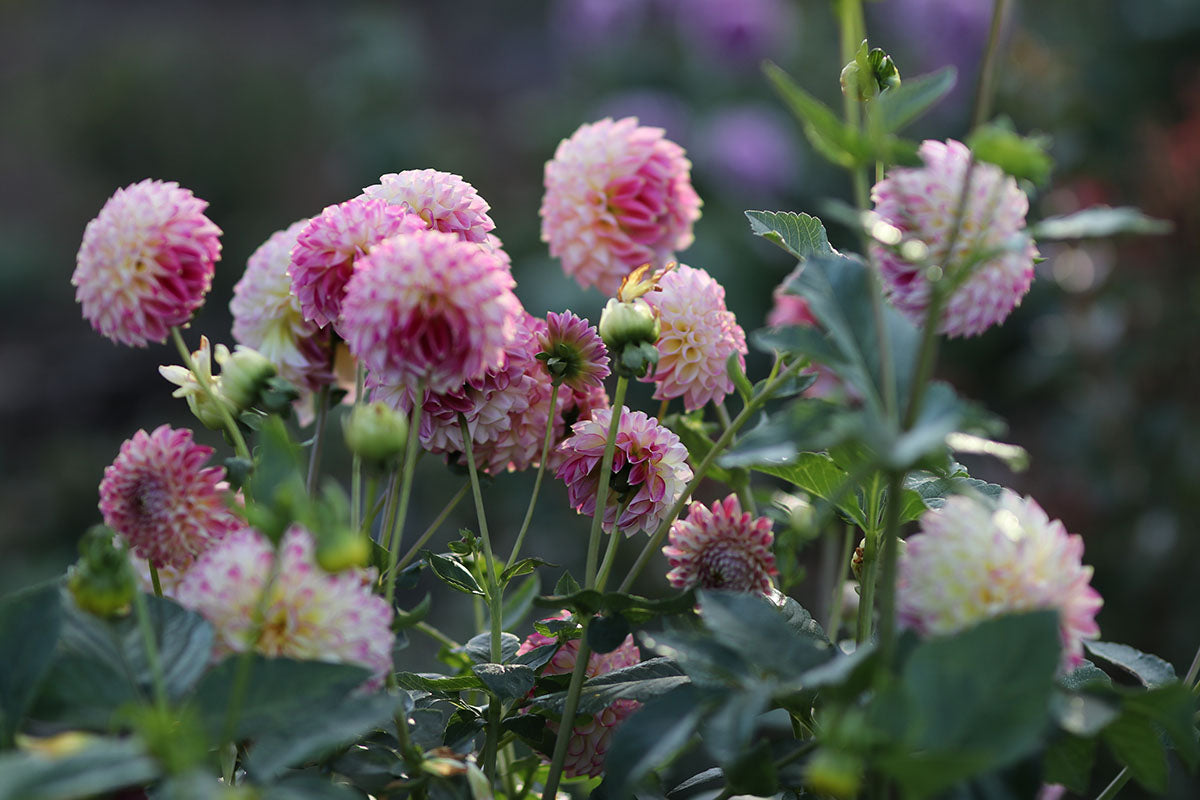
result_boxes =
[795,641,878,696]
[745,210,833,261]
[664,411,736,484]
[1103,713,1167,793]
[901,469,1004,523]
[0,583,62,745]
[641,627,750,688]
[1032,206,1172,239]
[700,687,770,764]
[262,772,364,800]
[765,62,866,168]
[554,571,581,597]
[1084,641,1177,688]
[967,119,1054,186]
[884,381,963,469]
[534,658,689,716]
[698,591,832,676]
[0,736,160,800]
[393,672,482,694]
[1124,682,1200,768]
[603,685,705,798]
[749,452,867,529]
[668,767,724,797]
[1050,691,1120,736]
[723,739,779,796]
[1044,733,1097,794]
[875,66,957,133]
[425,551,484,596]
[464,631,520,664]
[471,663,536,700]
[514,643,559,672]
[588,615,632,654]
[1058,660,1113,692]
[500,558,555,585]
[393,593,432,629]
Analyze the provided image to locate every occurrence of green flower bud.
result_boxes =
[216,345,277,411]
[68,526,136,617]
[343,401,409,468]
[599,298,661,378]
[315,526,370,572]
[841,43,901,101]
[804,749,864,799]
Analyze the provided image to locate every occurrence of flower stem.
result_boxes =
[131,589,168,713]
[541,627,592,800]
[383,384,425,611]
[393,481,470,576]
[351,362,366,530]
[414,620,461,651]
[507,383,561,570]
[875,471,904,663]
[595,519,626,593]
[826,524,855,638]
[170,327,250,462]
[586,377,629,587]
[972,0,1010,130]
[147,561,163,599]
[305,384,331,497]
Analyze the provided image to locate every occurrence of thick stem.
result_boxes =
[170,327,250,462]
[875,472,904,663]
[541,628,593,800]
[147,562,163,599]
[383,385,425,610]
[594,520,626,593]
[305,384,331,497]
[586,377,630,587]
[507,383,561,570]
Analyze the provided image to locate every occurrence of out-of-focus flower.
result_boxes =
[288,197,425,330]
[73,179,222,347]
[361,169,495,244]
[341,228,521,395]
[672,0,793,66]
[537,311,611,391]
[68,526,137,618]
[556,407,693,535]
[343,401,409,468]
[517,612,641,778]
[99,425,240,570]
[663,494,777,594]
[232,220,333,393]
[766,275,817,328]
[541,117,701,296]
[870,139,1038,338]
[697,105,799,197]
[176,526,394,689]
[641,264,747,411]
[897,489,1103,670]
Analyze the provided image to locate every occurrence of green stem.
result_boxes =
[393,481,470,576]
[170,327,250,462]
[972,0,1010,131]
[507,383,561,570]
[148,561,163,599]
[619,358,809,593]
[351,362,366,530]
[383,384,426,610]
[856,475,883,644]
[586,377,630,587]
[541,626,593,800]
[595,519,626,593]
[826,524,855,639]
[131,589,168,713]
[875,472,904,663]
[306,384,331,496]
[715,401,757,515]
[414,620,461,651]
[360,476,381,535]
[1095,769,1131,800]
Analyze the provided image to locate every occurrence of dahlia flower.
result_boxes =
[99,425,240,570]
[556,407,693,535]
[176,526,394,689]
[537,310,611,391]
[341,228,521,395]
[231,220,333,392]
[288,196,425,330]
[73,179,222,347]
[870,139,1038,337]
[766,264,817,328]
[663,494,778,594]
[361,169,496,244]
[642,264,746,411]
[517,612,642,778]
[541,117,702,295]
[897,489,1103,670]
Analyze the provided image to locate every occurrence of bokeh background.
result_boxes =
[2,0,1200,792]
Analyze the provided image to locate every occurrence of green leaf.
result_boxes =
[534,658,689,716]
[698,591,832,677]
[554,571,581,597]
[1058,660,1113,692]
[534,588,696,624]
[0,736,160,800]
[719,399,859,468]
[1044,733,1097,794]
[602,685,705,798]
[464,631,520,664]
[424,551,484,596]
[700,687,771,765]
[664,411,736,484]
[1084,641,1177,688]
[472,663,536,701]
[967,118,1054,186]
[900,468,1004,523]
[765,62,867,168]
[1103,712,1167,793]
[500,558,555,586]
[0,583,62,745]
[393,672,482,694]
[884,381,964,469]
[1123,682,1200,768]
[1032,206,1173,240]
[642,627,750,688]
[727,352,755,403]
[514,643,558,672]
[723,739,779,797]
[393,593,432,629]
[1050,691,1120,736]
[794,641,878,697]
[875,66,957,133]
[588,614,632,654]
[744,210,833,261]
[749,452,868,529]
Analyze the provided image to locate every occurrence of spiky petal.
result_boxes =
[556,407,693,536]
[362,169,496,244]
[541,117,702,296]
[897,489,1103,671]
[176,526,394,689]
[72,179,222,347]
[870,139,1038,337]
[664,494,778,594]
[98,425,240,570]
[537,311,611,391]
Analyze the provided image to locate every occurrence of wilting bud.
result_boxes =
[343,401,409,468]
[68,526,136,617]
[216,345,276,412]
[599,298,660,378]
[804,749,864,799]
[315,526,370,572]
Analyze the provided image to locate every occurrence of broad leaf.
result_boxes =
[698,591,831,677]
[602,685,705,798]
[533,658,689,716]
[1103,713,1167,793]
[472,663,536,700]
[465,631,520,664]
[1084,641,1176,688]
[393,672,482,694]
[0,736,160,800]
[424,551,484,596]
[967,119,1054,186]
[1044,733,1097,794]
[749,452,868,529]
[0,583,62,745]
[745,210,832,261]
[875,66,957,133]
[1033,206,1173,240]
[700,687,771,764]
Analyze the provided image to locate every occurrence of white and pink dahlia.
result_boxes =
[99,425,240,570]
[870,139,1038,337]
[231,220,333,392]
[642,264,746,411]
[517,613,642,778]
[288,197,425,330]
[556,407,693,536]
[342,228,522,395]
[73,179,222,347]
[537,310,611,391]
[176,526,394,689]
[897,489,1103,671]
[362,169,495,244]
[664,494,777,594]
[541,117,702,296]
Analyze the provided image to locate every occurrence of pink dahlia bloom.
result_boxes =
[537,310,611,391]
[541,117,702,296]
[342,228,522,395]
[99,425,240,570]
[897,489,1103,671]
[517,612,642,778]
[663,494,778,594]
[73,179,222,347]
[870,139,1038,337]
[231,220,333,392]
[288,197,425,330]
[556,407,693,535]
[361,169,496,244]
[766,265,818,328]
[642,264,746,411]
[176,526,394,690]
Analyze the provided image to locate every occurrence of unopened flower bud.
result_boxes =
[315,526,371,572]
[599,298,660,378]
[216,345,276,412]
[841,45,901,101]
[68,526,136,617]
[804,749,864,799]
[159,336,236,431]
[343,401,409,468]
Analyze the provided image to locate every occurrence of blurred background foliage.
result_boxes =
[2,0,1200,773]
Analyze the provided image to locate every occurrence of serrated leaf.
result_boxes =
[745,210,832,261]
[749,452,868,529]
[424,551,484,596]
[472,663,536,700]
[1033,206,1173,240]
[875,66,957,133]
[534,658,689,716]
[698,591,831,677]
[1058,660,1113,692]
[588,614,632,654]
[1084,641,1176,688]
[554,571,581,597]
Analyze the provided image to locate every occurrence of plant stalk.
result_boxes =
[585,377,629,587]
[507,383,561,570]
[382,384,426,610]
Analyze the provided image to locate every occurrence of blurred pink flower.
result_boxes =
[73,179,222,347]
[664,494,777,594]
[361,169,495,244]
[541,117,701,295]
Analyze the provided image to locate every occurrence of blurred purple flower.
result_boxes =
[697,105,800,197]
[550,0,650,52]
[670,0,794,67]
